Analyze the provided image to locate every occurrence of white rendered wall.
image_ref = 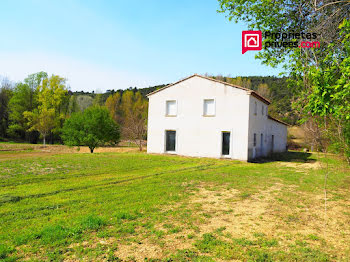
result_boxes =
[266,118,287,153]
[247,96,287,160]
[247,96,270,159]
[147,76,250,161]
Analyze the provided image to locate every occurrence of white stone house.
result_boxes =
[146,74,287,161]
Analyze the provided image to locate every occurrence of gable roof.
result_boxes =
[146,74,271,105]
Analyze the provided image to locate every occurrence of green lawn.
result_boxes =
[0,147,349,261]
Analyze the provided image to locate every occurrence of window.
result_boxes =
[203,99,215,116]
[166,100,176,116]
[254,102,257,115]
[266,106,268,116]
[165,130,176,152]
[253,133,256,147]
[261,105,264,115]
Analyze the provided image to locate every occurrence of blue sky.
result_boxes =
[0,0,281,92]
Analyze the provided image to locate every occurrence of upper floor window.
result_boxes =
[203,99,215,116]
[254,102,257,115]
[166,100,177,116]
[261,105,264,115]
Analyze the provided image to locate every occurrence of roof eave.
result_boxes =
[268,115,290,126]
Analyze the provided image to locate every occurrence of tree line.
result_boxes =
[0,72,149,152]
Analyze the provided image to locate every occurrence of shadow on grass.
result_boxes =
[251,151,315,164]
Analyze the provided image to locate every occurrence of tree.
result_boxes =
[7,72,47,142]
[303,20,350,162]
[256,83,271,100]
[67,95,80,115]
[0,79,13,138]
[7,83,32,138]
[93,93,104,106]
[105,90,148,151]
[24,71,48,110]
[24,75,68,145]
[62,106,120,153]
[121,91,148,151]
[105,92,122,123]
[23,108,56,146]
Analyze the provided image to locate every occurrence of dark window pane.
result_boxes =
[222,132,230,155]
[166,131,176,151]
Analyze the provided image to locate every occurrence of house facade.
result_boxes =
[146,74,287,161]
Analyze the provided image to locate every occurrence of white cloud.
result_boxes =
[0,52,158,92]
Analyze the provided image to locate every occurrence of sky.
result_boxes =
[0,0,282,92]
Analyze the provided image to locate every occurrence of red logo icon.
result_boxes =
[242,31,262,54]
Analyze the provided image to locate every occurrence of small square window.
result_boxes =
[203,99,215,116]
[166,100,176,116]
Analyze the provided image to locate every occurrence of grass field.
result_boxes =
[0,143,349,261]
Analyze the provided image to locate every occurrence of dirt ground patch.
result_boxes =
[114,182,350,261]
[278,161,321,170]
[189,183,350,255]
[0,144,142,161]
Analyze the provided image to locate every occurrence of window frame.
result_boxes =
[203,98,216,117]
[165,100,177,117]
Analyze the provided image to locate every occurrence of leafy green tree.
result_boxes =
[62,106,120,153]
[67,95,80,115]
[105,91,122,123]
[24,71,48,109]
[256,83,271,100]
[0,79,13,138]
[7,72,47,141]
[303,20,350,162]
[23,108,56,146]
[7,83,32,138]
[93,93,104,106]
[24,75,68,145]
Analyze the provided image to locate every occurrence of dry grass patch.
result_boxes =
[183,182,350,260]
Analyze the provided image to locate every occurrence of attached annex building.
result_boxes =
[146,74,287,161]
